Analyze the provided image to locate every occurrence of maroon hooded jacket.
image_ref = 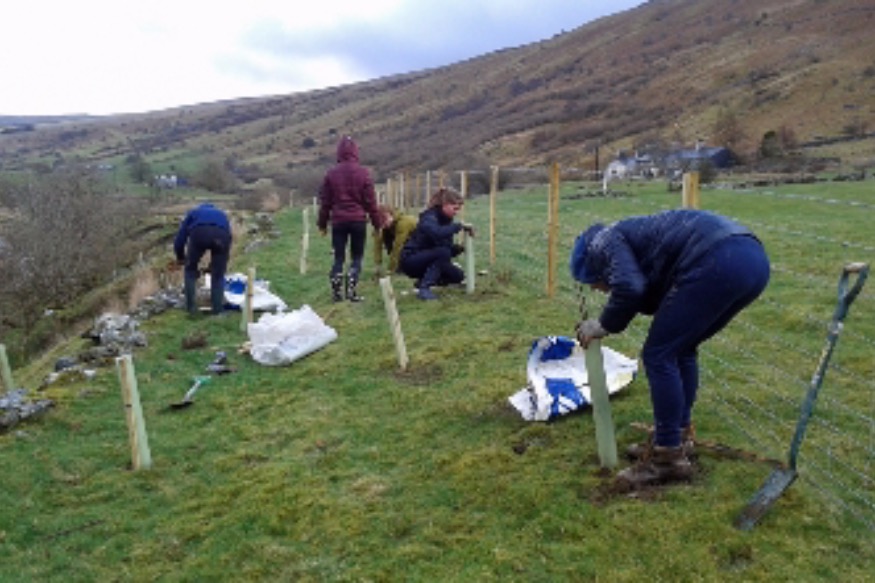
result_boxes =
[317,136,382,230]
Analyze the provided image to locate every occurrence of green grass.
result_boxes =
[1,179,874,581]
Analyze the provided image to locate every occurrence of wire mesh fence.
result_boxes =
[354,165,875,528]
[416,168,875,530]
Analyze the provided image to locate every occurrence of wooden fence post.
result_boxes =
[489,165,498,265]
[116,354,152,470]
[240,266,256,333]
[465,232,476,294]
[547,162,560,298]
[300,208,310,275]
[682,171,700,209]
[379,277,408,370]
[0,344,16,392]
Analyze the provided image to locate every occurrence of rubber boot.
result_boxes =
[615,445,693,491]
[210,276,225,315]
[184,272,199,315]
[417,264,441,301]
[346,272,363,302]
[330,274,344,302]
[626,424,696,461]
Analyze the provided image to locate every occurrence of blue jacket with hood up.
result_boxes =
[574,209,753,333]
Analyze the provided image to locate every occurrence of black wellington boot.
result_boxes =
[184,273,199,315]
[330,274,344,302]
[346,272,364,302]
[210,276,226,315]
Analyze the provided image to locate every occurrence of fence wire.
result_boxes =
[451,174,874,530]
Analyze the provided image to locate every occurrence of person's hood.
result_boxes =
[336,136,359,162]
[569,223,606,284]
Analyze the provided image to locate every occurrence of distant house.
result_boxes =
[604,152,658,180]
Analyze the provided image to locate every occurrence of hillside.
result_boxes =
[1,0,874,184]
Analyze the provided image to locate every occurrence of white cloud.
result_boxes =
[0,0,641,115]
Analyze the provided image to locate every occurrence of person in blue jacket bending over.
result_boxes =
[173,203,233,315]
[570,209,769,490]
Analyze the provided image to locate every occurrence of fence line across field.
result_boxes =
[312,163,875,530]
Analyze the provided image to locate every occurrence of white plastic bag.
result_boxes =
[508,336,638,421]
[247,305,337,366]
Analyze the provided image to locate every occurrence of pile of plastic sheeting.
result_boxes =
[206,272,288,313]
[508,336,638,421]
[247,305,337,366]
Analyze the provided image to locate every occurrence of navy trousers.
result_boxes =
[330,221,367,278]
[642,235,770,447]
[399,247,464,287]
[185,225,231,312]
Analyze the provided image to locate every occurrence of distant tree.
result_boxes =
[194,158,237,193]
[712,108,746,149]
[126,153,152,183]
[759,130,782,159]
[0,166,142,338]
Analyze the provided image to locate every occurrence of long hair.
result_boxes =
[428,188,464,208]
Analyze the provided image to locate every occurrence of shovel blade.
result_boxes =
[735,468,797,530]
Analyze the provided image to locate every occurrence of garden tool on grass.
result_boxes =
[735,262,868,530]
[169,375,212,410]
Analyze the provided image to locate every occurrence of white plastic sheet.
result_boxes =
[247,305,338,366]
[204,272,288,312]
[508,336,638,421]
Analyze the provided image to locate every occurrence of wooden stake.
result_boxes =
[584,340,618,469]
[489,165,498,264]
[379,277,408,370]
[0,344,15,391]
[300,208,310,275]
[116,354,152,470]
[682,171,700,209]
[547,162,560,298]
[464,232,475,294]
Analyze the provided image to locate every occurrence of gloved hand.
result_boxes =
[576,318,608,348]
[451,243,464,257]
[460,222,475,238]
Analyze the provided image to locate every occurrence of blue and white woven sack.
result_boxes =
[508,336,638,421]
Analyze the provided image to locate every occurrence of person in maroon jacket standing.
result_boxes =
[317,135,383,302]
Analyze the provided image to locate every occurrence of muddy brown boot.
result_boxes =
[615,445,693,491]
[626,424,696,461]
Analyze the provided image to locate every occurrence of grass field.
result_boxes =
[1,178,873,581]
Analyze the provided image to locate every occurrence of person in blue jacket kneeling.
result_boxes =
[570,209,770,490]
[174,203,233,315]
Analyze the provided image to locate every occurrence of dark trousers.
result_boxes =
[399,247,464,287]
[642,235,770,447]
[330,221,367,278]
[185,225,232,312]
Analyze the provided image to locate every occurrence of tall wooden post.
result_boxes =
[547,162,560,298]
[0,344,15,392]
[300,208,310,275]
[682,171,700,209]
[464,232,475,294]
[116,355,152,470]
[489,165,498,265]
[379,277,408,370]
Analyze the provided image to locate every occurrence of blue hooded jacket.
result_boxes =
[569,209,753,333]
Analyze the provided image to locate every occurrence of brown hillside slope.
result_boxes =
[1,0,873,180]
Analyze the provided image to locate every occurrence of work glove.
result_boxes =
[460,222,475,238]
[451,243,464,257]
[576,318,608,349]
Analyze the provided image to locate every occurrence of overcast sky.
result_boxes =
[1,0,642,116]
